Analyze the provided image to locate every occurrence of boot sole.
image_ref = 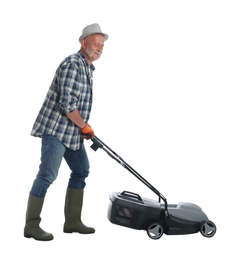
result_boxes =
[24,232,54,241]
[63,229,95,234]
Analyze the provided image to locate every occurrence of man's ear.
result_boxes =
[80,39,86,49]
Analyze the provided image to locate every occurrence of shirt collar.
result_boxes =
[78,50,95,71]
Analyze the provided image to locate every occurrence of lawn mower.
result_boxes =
[90,136,216,239]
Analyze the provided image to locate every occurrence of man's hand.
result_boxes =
[81,124,94,140]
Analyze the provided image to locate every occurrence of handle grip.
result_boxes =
[120,191,143,202]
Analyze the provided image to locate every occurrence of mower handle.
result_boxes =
[90,136,169,216]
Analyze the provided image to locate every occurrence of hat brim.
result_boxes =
[79,32,108,42]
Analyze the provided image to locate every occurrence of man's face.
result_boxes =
[81,34,105,64]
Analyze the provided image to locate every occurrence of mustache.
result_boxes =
[94,51,102,55]
[86,47,102,58]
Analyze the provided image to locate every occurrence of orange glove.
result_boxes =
[81,124,94,140]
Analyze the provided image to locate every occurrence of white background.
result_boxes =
[1,0,230,258]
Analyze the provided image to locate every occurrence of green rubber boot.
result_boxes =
[24,194,54,241]
[63,188,95,234]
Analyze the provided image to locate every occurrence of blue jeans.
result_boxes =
[30,134,90,197]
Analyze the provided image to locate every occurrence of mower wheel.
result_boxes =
[200,220,216,238]
[147,222,164,240]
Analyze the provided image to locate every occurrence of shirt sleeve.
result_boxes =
[57,62,81,114]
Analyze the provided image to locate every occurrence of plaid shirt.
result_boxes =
[31,50,95,150]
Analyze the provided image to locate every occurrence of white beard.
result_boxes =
[86,47,101,58]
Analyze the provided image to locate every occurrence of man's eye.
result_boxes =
[94,43,103,48]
